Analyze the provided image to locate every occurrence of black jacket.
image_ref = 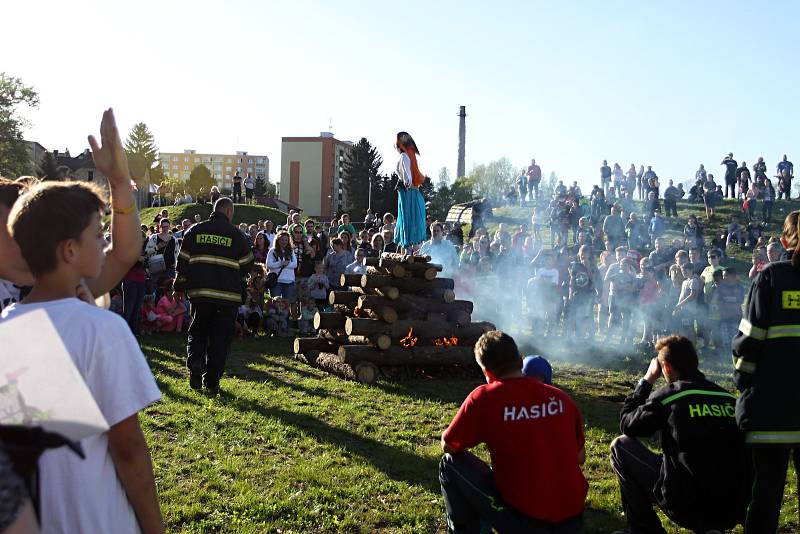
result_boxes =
[732,259,800,445]
[619,373,748,529]
[175,212,254,305]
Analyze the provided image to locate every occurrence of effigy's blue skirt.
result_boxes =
[394,187,427,247]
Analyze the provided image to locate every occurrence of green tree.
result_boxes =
[124,122,159,176]
[254,175,266,197]
[37,151,59,180]
[342,138,382,219]
[419,175,435,201]
[467,158,516,201]
[264,181,277,198]
[376,174,397,216]
[187,164,214,195]
[540,171,558,200]
[124,123,158,200]
[436,167,450,190]
[0,73,39,177]
[450,176,476,204]
[149,163,165,186]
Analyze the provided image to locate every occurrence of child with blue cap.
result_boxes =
[522,355,552,385]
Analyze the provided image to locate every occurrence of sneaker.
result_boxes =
[189,368,203,391]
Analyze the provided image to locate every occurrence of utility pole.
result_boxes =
[457,106,466,178]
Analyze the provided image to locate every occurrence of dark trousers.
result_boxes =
[439,452,583,534]
[186,302,238,387]
[529,181,539,201]
[121,280,146,335]
[233,184,242,203]
[762,200,774,224]
[610,436,668,534]
[725,179,736,198]
[664,199,678,217]
[745,447,799,533]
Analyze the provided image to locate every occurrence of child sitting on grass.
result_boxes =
[1,181,163,533]
[140,294,163,335]
[156,284,187,332]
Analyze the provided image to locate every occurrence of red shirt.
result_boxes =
[443,377,587,523]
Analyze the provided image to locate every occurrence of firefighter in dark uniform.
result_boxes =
[732,209,800,532]
[175,197,253,393]
[610,335,748,533]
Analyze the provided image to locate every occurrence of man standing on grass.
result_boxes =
[175,197,254,394]
[439,331,587,533]
[243,172,255,204]
[721,153,738,199]
[610,335,748,533]
[527,158,542,202]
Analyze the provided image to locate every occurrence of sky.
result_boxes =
[5,0,800,192]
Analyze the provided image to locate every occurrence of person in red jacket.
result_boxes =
[439,330,587,533]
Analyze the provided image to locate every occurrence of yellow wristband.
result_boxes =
[112,202,136,215]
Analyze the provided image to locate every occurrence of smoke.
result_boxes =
[452,241,695,372]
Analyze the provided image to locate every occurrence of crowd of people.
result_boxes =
[430,156,798,357]
[123,151,797,362]
[1,105,800,534]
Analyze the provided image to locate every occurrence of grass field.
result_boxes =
[140,335,798,533]
[138,197,800,533]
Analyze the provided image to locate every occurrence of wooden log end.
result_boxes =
[354,361,379,384]
[375,334,391,350]
[379,286,399,300]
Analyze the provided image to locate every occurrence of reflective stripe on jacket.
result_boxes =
[176,212,254,305]
[732,259,800,444]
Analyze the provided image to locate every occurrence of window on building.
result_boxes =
[226,166,232,171]
[248,159,253,164]
[172,165,178,170]
[184,157,189,162]
[257,158,264,164]
[226,158,232,163]
[173,156,178,161]
[87,171,94,181]
[184,166,189,171]
[183,173,189,179]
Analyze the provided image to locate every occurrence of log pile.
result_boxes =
[293,252,494,384]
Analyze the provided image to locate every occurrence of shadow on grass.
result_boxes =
[226,362,345,400]
[375,378,478,406]
[226,391,442,493]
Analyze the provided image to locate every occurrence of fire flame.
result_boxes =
[434,336,459,347]
[400,327,419,348]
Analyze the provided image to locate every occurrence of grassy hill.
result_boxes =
[140,203,287,228]
[136,197,800,532]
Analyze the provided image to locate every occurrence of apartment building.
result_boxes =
[279,132,352,219]
[159,150,269,190]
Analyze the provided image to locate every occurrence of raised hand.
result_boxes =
[88,108,131,191]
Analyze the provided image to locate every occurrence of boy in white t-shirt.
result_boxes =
[1,181,164,533]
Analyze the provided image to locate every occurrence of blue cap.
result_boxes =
[522,355,552,385]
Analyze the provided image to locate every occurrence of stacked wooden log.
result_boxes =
[293,252,495,384]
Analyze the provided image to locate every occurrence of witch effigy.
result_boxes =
[393,131,427,254]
